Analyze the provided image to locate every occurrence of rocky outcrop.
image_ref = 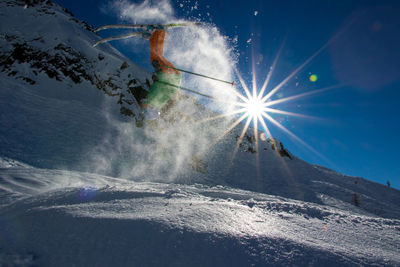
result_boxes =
[0,0,152,122]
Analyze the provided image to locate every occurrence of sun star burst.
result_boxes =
[230,64,331,166]
[224,37,342,168]
[199,34,345,170]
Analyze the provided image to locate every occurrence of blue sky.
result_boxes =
[53,0,400,189]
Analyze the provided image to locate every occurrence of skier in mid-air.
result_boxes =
[93,22,216,172]
[94,22,229,126]
[140,28,181,120]
[94,23,190,122]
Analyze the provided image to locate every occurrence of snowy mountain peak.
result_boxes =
[267,137,293,159]
[1,0,152,120]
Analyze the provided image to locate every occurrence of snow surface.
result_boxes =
[0,0,399,266]
[1,162,399,266]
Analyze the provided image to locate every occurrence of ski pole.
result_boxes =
[158,81,243,107]
[158,81,216,99]
[161,65,234,86]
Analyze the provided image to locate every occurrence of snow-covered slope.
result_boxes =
[1,161,399,266]
[1,1,400,265]
[1,0,399,217]
[1,0,399,218]
[0,0,152,169]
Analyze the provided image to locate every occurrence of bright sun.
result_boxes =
[245,97,265,118]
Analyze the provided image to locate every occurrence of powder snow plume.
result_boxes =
[90,0,238,181]
[107,0,175,24]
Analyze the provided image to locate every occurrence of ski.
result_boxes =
[95,22,201,33]
[93,32,143,47]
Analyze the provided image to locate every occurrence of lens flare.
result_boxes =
[309,74,318,82]
[260,132,267,141]
[78,186,98,202]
